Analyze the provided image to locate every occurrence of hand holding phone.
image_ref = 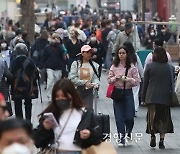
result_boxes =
[43,113,58,128]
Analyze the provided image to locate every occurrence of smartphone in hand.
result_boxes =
[44,112,58,128]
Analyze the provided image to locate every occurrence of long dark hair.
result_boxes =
[152,47,168,63]
[39,79,84,121]
[123,41,137,64]
[112,46,131,68]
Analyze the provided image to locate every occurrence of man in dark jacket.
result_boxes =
[31,29,49,83]
[10,43,39,121]
[88,32,105,78]
[39,33,65,101]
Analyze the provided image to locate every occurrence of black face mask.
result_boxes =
[56,99,71,110]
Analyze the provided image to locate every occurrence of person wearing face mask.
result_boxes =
[39,33,66,101]
[65,29,83,71]
[33,79,102,153]
[156,25,171,43]
[0,118,34,154]
[112,22,133,56]
[144,29,156,49]
[88,32,105,78]
[0,40,10,68]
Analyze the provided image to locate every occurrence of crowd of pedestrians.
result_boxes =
[0,7,178,153]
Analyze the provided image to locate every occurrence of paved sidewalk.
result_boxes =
[30,72,180,154]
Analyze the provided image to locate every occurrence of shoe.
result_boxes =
[125,136,133,145]
[134,111,138,117]
[118,142,125,147]
[150,135,156,147]
[159,141,165,149]
[117,138,125,147]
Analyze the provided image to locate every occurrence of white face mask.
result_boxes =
[150,32,155,36]
[1,43,7,48]
[91,37,97,42]
[161,29,166,33]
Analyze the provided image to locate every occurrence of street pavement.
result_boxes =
[29,71,180,154]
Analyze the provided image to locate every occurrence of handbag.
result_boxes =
[38,109,73,154]
[82,141,117,154]
[106,67,128,101]
[169,64,179,107]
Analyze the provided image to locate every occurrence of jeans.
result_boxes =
[57,152,81,154]
[113,89,135,143]
[46,69,62,99]
[14,98,32,121]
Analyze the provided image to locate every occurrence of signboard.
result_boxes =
[164,44,180,62]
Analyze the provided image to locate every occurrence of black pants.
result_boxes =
[14,98,32,121]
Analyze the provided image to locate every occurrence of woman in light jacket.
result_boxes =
[69,45,100,108]
[142,47,174,149]
[108,46,140,146]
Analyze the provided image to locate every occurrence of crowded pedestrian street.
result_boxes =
[1,0,180,154]
[28,71,180,154]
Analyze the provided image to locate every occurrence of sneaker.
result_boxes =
[125,136,133,145]
[118,142,125,147]
[159,141,165,149]
[117,138,125,147]
[150,135,156,147]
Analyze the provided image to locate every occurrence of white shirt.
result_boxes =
[54,109,82,151]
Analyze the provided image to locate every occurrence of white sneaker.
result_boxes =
[125,136,133,146]
[118,142,125,147]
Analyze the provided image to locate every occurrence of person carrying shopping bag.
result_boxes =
[107,46,140,146]
[69,45,100,108]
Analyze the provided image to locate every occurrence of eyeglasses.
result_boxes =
[0,105,8,112]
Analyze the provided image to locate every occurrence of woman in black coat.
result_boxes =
[142,47,174,149]
[33,79,102,152]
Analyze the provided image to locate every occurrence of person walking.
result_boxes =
[10,43,39,121]
[108,46,140,146]
[65,29,82,71]
[33,79,102,153]
[69,45,100,108]
[142,47,174,149]
[123,41,143,115]
[39,33,65,101]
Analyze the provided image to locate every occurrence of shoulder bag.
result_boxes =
[106,67,128,102]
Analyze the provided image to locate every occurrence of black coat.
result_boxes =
[31,38,49,67]
[39,44,65,70]
[88,41,105,65]
[33,108,102,149]
[10,55,39,100]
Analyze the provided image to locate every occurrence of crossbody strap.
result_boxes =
[57,109,73,140]
[123,67,129,90]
